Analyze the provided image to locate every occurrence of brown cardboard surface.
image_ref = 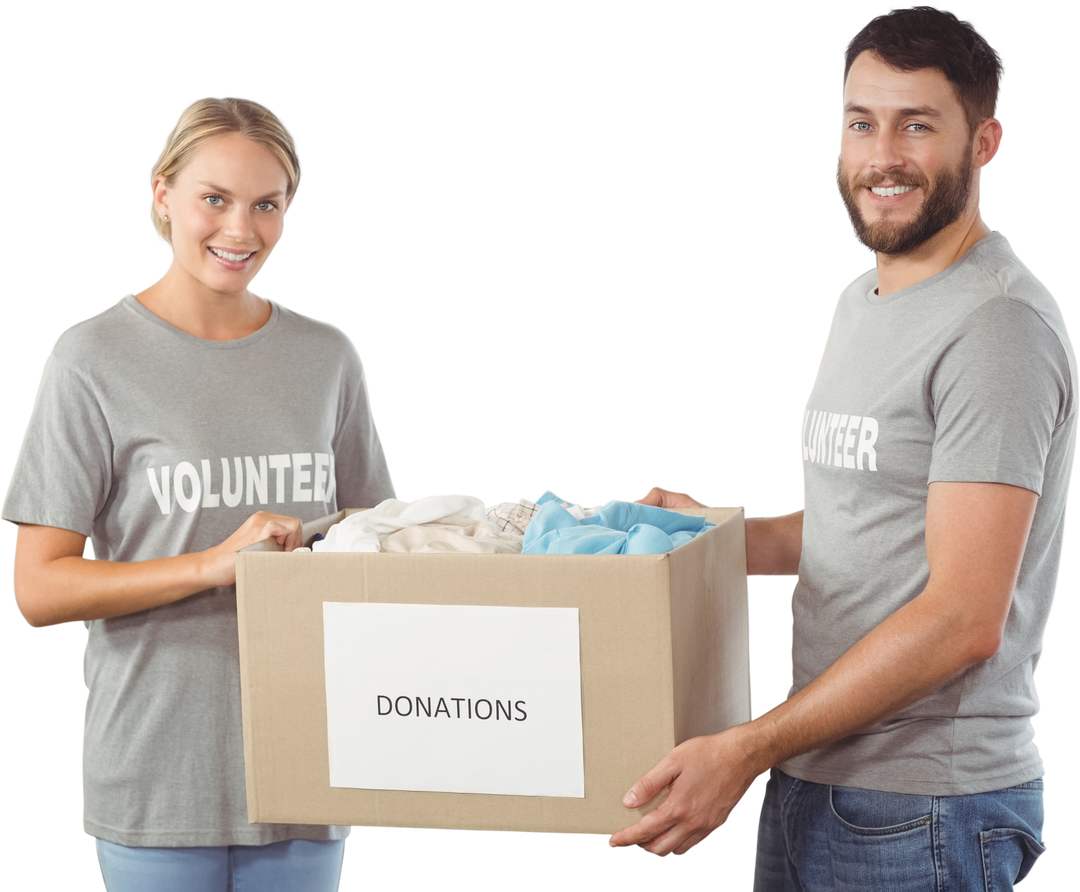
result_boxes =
[236,507,749,834]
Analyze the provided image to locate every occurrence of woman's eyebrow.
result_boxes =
[198,181,286,200]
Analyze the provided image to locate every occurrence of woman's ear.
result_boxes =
[152,175,170,222]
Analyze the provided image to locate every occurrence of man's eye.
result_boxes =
[907,123,929,132]
[851,121,871,132]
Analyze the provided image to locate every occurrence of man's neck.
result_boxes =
[875,211,992,296]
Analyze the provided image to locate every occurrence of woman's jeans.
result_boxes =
[96,837,345,892]
[754,768,1044,891]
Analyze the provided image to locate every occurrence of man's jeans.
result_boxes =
[754,768,1044,891]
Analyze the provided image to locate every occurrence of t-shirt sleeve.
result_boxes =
[927,297,1072,494]
[3,352,114,536]
[330,341,395,511]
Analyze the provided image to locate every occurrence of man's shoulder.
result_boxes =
[947,235,1075,388]
[965,233,1055,308]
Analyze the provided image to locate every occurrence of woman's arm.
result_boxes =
[13,511,304,627]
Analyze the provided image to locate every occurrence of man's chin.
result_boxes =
[856,221,926,255]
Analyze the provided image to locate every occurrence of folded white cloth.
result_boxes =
[314,495,503,553]
[381,518,522,554]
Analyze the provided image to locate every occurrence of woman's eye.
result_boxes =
[204,195,279,210]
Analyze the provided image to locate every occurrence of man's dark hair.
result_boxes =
[845,6,1003,134]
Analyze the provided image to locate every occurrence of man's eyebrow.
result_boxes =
[843,103,945,118]
[198,181,285,200]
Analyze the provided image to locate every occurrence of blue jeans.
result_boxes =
[96,838,345,892]
[754,768,1044,891]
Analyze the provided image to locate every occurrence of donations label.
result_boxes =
[323,602,585,798]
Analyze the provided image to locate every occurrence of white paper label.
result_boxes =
[323,602,585,797]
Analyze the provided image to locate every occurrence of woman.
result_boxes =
[4,98,393,891]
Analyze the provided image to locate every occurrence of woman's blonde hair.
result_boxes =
[151,98,300,243]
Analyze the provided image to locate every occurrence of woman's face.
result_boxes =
[154,133,290,297]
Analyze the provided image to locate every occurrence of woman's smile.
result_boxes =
[208,245,257,270]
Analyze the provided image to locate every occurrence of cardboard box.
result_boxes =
[235,506,749,834]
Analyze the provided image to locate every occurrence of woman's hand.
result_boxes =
[199,511,305,588]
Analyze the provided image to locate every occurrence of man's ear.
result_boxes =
[973,118,1003,169]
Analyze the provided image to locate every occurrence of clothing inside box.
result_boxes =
[298,492,714,556]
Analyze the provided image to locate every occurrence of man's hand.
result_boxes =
[608,726,762,856]
[608,482,1036,859]
[637,487,705,510]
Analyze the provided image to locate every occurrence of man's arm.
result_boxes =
[611,480,1036,856]
[745,513,802,575]
[637,487,803,576]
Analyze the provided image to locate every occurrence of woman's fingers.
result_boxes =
[236,511,305,550]
[202,512,305,588]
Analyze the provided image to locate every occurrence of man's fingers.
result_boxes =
[609,793,711,856]
[636,487,705,510]
[635,794,718,856]
[608,731,751,858]
[608,758,681,848]
[622,759,675,810]
[608,806,676,849]
[671,830,710,856]
[637,487,668,507]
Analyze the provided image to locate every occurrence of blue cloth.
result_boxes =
[96,838,345,892]
[753,768,1045,891]
[522,497,711,555]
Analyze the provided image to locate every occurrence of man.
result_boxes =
[609,7,1075,890]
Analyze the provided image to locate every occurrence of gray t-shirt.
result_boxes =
[3,296,395,846]
[780,234,1075,796]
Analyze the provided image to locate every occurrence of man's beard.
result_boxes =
[837,152,973,256]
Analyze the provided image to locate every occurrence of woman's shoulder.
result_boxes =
[50,297,141,367]
[273,303,362,357]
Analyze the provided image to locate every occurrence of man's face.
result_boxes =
[838,51,976,255]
